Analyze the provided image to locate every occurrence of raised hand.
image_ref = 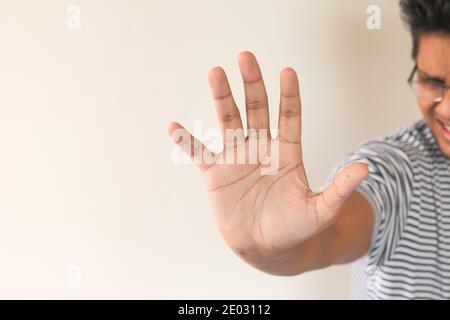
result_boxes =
[168,51,368,263]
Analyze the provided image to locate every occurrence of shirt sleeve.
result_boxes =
[320,138,414,265]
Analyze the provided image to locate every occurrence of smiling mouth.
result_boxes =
[437,119,450,142]
[438,118,450,128]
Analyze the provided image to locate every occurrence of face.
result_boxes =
[416,33,450,157]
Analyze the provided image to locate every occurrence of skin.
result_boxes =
[167,33,450,276]
[416,33,450,157]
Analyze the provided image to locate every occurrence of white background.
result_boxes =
[0,0,420,299]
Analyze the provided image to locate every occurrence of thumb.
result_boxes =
[316,162,369,228]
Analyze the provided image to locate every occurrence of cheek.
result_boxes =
[418,100,435,119]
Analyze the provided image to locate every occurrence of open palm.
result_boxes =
[168,51,368,259]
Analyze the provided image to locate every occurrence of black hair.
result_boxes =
[400,0,450,59]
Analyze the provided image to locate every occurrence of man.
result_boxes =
[168,0,450,299]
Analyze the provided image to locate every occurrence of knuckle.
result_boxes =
[247,100,267,111]
[332,181,345,200]
[220,113,238,124]
[280,108,299,118]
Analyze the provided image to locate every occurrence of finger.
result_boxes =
[315,162,369,229]
[278,67,309,184]
[168,122,216,172]
[237,51,270,134]
[278,68,302,146]
[208,67,245,148]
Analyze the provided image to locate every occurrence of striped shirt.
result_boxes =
[324,118,450,299]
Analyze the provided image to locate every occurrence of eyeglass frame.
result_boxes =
[407,64,450,103]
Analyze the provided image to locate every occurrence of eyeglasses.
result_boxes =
[408,64,450,103]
